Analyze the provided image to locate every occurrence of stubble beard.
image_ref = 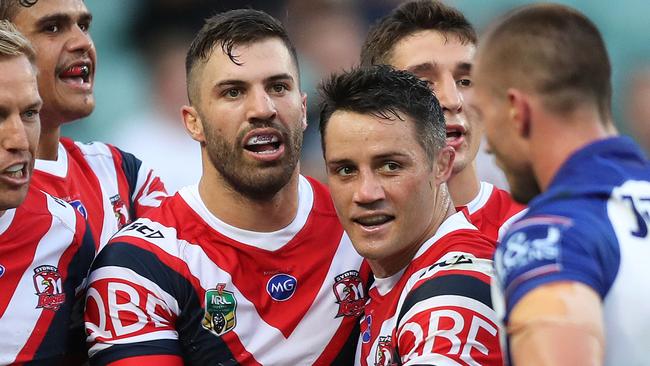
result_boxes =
[204,120,304,202]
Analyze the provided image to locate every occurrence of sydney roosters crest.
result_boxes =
[333,270,365,317]
[33,265,65,311]
[110,194,130,228]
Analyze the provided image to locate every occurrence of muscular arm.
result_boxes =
[508,281,604,366]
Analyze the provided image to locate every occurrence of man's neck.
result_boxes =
[36,124,61,161]
[198,164,301,233]
[447,164,481,207]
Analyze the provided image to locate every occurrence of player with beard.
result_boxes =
[0,0,167,249]
[0,20,95,364]
[83,9,368,366]
[472,4,650,365]
[361,0,525,241]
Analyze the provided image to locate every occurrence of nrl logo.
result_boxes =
[33,265,66,311]
[333,270,365,317]
[202,283,237,336]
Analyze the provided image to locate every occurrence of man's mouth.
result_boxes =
[353,214,395,228]
[244,133,282,154]
[2,163,26,179]
[59,63,91,85]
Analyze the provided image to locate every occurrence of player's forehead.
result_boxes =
[388,29,475,72]
[0,56,40,108]
[13,0,90,28]
[202,38,298,86]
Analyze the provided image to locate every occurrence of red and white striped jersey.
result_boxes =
[356,213,503,366]
[0,185,95,365]
[32,138,168,248]
[457,181,527,243]
[84,176,370,366]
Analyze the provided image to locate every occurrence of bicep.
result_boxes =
[508,281,604,366]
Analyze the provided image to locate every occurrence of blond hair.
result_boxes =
[0,20,35,63]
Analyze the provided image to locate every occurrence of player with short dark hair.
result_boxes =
[2,0,167,249]
[83,9,368,366]
[320,65,502,365]
[362,0,525,241]
[0,19,95,364]
[472,3,650,365]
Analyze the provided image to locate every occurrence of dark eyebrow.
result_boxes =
[266,73,294,83]
[34,11,92,29]
[455,62,472,74]
[406,62,437,75]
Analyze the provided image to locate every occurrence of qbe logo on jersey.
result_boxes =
[202,283,237,336]
[266,273,297,301]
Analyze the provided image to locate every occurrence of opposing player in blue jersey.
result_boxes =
[471,3,650,365]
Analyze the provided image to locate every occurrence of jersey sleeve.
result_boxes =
[84,239,182,365]
[494,214,619,323]
[395,255,502,365]
[114,147,168,218]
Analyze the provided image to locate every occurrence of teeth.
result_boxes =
[246,135,278,146]
[356,215,392,226]
[5,164,24,173]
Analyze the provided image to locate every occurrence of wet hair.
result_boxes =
[185,8,299,105]
[361,0,476,66]
[319,64,445,161]
[479,3,612,120]
[0,20,35,63]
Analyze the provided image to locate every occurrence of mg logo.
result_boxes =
[266,274,297,301]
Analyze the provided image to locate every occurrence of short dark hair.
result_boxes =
[185,8,299,105]
[361,0,476,66]
[478,3,612,120]
[319,65,445,161]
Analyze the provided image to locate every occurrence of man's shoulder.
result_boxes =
[18,186,80,234]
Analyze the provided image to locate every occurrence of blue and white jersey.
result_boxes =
[493,137,650,365]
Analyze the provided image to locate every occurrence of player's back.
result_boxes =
[496,137,650,365]
[85,176,368,365]
[0,185,95,365]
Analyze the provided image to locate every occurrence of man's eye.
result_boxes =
[22,109,39,120]
[382,162,400,172]
[44,24,59,33]
[271,84,288,93]
[336,166,355,177]
[79,22,90,32]
[457,79,473,87]
[226,89,241,98]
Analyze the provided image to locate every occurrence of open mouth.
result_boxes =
[446,125,466,141]
[2,163,26,179]
[354,214,395,228]
[59,63,91,85]
[244,133,282,154]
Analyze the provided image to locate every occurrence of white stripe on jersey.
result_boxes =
[0,196,77,364]
[111,216,361,365]
[178,175,314,251]
[0,208,16,234]
[465,182,493,215]
[74,142,121,248]
[412,213,477,262]
[33,143,68,178]
[497,208,528,242]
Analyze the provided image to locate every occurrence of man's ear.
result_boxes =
[434,146,455,185]
[181,105,205,143]
[301,93,308,131]
[507,88,532,139]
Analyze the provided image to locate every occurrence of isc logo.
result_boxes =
[266,274,297,301]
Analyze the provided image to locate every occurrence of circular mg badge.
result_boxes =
[266,274,297,301]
